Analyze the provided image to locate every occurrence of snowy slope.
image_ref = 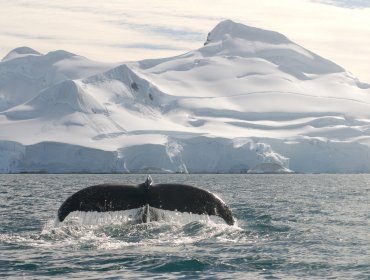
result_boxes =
[1,20,370,173]
[0,47,116,112]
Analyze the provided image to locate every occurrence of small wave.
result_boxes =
[149,259,209,273]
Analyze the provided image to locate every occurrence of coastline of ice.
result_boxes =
[1,20,370,174]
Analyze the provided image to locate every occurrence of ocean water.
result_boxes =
[0,174,369,279]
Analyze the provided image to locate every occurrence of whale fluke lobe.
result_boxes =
[57,184,146,223]
[148,184,235,225]
[57,179,235,225]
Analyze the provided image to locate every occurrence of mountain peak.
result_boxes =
[2,46,41,61]
[204,19,290,45]
[45,50,77,60]
[200,20,343,76]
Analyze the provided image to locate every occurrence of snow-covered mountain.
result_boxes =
[1,20,370,173]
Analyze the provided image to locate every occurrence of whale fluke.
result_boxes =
[57,178,235,225]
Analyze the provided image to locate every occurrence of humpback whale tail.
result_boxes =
[57,176,235,225]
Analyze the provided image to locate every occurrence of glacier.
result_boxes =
[1,20,370,173]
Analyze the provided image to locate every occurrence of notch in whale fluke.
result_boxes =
[57,177,235,225]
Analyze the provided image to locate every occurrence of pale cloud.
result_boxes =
[313,0,370,8]
[0,0,369,82]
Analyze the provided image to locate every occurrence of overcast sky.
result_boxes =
[0,0,369,82]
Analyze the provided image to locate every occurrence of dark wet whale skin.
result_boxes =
[57,179,235,225]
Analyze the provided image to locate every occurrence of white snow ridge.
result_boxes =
[1,20,370,173]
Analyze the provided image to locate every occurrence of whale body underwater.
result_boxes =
[57,177,235,225]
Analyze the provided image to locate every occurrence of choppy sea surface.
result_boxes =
[0,174,369,279]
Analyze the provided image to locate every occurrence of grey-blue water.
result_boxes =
[0,174,369,279]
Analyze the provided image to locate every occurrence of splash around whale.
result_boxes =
[57,176,235,226]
